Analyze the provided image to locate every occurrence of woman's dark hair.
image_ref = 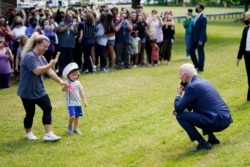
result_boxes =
[40,18,49,28]
[105,13,116,34]
[111,7,118,13]
[85,13,94,26]
[198,3,205,10]
[99,13,109,35]
[99,13,106,24]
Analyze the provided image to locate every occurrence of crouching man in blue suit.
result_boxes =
[173,63,233,152]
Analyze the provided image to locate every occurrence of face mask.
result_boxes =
[31,22,37,28]
[15,22,22,26]
[244,20,250,25]
[195,8,199,13]
[67,18,73,23]
[44,25,50,29]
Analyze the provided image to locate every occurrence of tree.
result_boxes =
[132,0,141,9]
[245,0,250,12]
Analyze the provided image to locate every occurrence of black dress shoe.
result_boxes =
[207,138,220,145]
[193,142,211,152]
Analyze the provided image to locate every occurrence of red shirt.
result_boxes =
[151,44,159,61]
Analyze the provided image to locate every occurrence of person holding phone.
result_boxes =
[57,13,78,76]
[0,37,13,88]
[18,32,67,140]
[114,12,133,69]
[41,19,57,65]
[173,63,233,152]
[0,16,13,47]
[145,9,163,66]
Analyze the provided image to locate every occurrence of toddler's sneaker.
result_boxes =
[43,132,61,141]
[68,125,73,134]
[26,131,38,140]
[73,129,82,135]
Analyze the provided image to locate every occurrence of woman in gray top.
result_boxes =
[18,32,67,141]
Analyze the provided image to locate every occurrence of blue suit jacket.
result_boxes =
[191,13,207,43]
[174,76,232,131]
[237,26,249,59]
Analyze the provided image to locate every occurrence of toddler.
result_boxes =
[62,63,88,135]
[150,40,159,66]
[130,31,141,67]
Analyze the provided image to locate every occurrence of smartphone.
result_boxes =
[99,5,105,13]
[55,52,60,59]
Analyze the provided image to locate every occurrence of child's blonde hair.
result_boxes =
[19,35,28,48]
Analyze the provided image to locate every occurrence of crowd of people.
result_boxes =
[0,3,177,87]
[0,3,179,141]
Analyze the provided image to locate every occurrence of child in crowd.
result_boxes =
[15,35,28,81]
[130,31,141,67]
[62,62,88,135]
[150,40,159,66]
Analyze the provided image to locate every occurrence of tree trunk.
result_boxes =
[132,0,141,9]
[245,0,250,12]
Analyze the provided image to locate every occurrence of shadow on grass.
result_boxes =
[163,139,229,166]
[1,135,66,154]
[1,138,39,154]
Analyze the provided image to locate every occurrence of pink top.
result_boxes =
[151,44,159,61]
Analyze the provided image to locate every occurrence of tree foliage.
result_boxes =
[245,0,250,12]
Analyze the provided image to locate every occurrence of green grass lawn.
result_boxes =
[1,7,250,167]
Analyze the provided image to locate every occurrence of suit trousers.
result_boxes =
[244,53,250,101]
[176,111,216,142]
[189,41,205,71]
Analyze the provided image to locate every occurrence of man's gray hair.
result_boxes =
[245,11,250,20]
[180,63,197,76]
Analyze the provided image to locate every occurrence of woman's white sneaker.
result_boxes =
[26,132,38,140]
[43,132,61,141]
[73,129,82,135]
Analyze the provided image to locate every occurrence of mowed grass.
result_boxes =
[1,7,250,167]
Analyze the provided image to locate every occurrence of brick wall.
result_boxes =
[0,0,16,16]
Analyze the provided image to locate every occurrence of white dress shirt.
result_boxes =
[246,28,250,51]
